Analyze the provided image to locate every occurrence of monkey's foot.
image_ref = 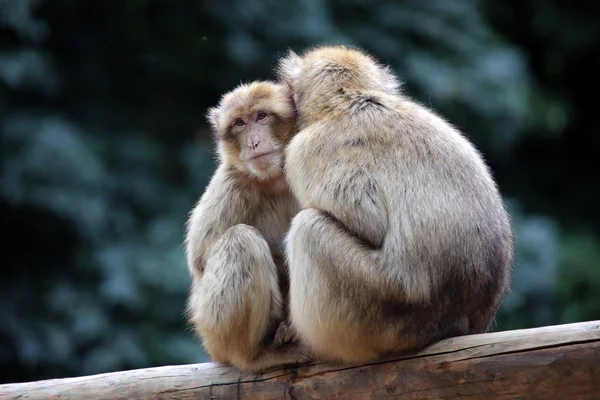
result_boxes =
[272,321,299,347]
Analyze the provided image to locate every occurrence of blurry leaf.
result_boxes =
[557,232,600,322]
[0,0,48,42]
[0,50,59,93]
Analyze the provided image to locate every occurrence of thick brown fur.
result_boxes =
[185,81,309,372]
[277,45,514,363]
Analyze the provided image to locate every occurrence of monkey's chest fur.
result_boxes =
[250,191,299,260]
[249,190,299,306]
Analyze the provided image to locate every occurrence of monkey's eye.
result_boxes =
[234,119,245,127]
[256,112,267,121]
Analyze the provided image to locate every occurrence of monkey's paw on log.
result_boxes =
[1,320,599,400]
[272,321,300,347]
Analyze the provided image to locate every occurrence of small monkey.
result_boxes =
[277,45,514,363]
[185,81,307,372]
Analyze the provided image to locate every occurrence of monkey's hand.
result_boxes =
[272,321,299,347]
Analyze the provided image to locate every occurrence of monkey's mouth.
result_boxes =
[250,151,279,169]
[250,151,277,161]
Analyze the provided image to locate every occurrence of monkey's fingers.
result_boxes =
[272,321,299,347]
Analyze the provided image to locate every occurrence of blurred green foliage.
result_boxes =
[1,0,598,384]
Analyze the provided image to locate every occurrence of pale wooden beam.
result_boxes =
[1,320,599,399]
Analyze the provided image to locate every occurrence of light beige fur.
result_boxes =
[277,45,514,363]
[185,81,309,372]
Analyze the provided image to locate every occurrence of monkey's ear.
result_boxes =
[206,107,220,132]
[277,50,302,86]
[379,66,402,95]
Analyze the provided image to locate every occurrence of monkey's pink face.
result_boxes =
[210,81,296,181]
[230,110,283,179]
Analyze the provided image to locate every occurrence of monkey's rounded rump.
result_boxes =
[278,45,514,363]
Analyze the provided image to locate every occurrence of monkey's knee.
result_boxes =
[285,208,326,287]
[286,208,327,253]
[223,223,262,240]
[214,224,271,261]
[290,208,326,231]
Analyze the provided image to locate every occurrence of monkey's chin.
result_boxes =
[249,152,283,180]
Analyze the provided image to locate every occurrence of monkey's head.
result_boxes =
[207,81,296,181]
[277,45,401,113]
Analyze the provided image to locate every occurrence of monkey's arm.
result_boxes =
[319,168,387,249]
[285,132,388,248]
[185,166,252,276]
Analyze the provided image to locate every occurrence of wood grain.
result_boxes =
[1,320,599,399]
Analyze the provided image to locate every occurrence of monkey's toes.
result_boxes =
[297,345,314,363]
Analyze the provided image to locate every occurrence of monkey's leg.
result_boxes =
[188,224,310,372]
[286,209,407,363]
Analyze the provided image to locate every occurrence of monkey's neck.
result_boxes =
[237,171,289,197]
[298,91,351,129]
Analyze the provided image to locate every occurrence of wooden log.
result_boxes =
[1,320,599,399]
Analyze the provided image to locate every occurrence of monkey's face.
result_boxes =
[208,82,296,180]
[227,109,283,179]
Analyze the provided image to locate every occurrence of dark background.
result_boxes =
[1,0,599,384]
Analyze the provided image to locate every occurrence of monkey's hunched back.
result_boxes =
[279,46,514,362]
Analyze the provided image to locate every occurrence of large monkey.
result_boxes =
[185,81,309,372]
[277,45,514,363]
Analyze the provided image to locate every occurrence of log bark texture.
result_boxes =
[1,320,599,400]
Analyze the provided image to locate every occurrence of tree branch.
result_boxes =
[1,320,599,399]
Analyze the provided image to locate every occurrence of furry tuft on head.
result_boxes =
[379,65,402,95]
[277,50,303,87]
[206,107,220,132]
